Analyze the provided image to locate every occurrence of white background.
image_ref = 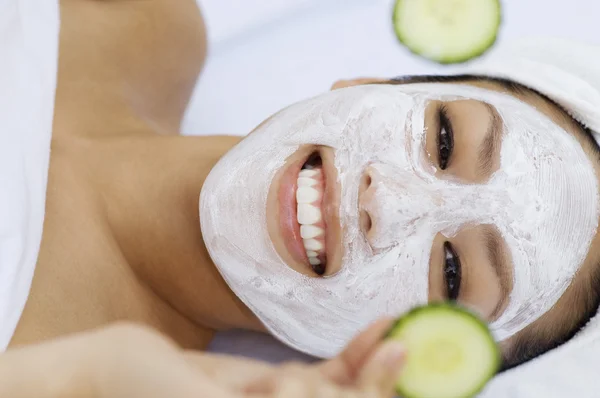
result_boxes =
[184,0,600,137]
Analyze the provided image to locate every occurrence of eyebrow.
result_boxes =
[482,226,511,320]
[477,104,503,177]
[384,76,506,177]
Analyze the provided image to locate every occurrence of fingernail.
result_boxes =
[376,341,405,369]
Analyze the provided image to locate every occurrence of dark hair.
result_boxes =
[388,74,600,370]
[390,74,528,95]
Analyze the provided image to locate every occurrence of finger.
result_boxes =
[272,373,350,398]
[148,361,242,398]
[246,367,315,398]
[184,351,274,391]
[357,340,405,397]
[244,362,310,395]
[274,376,310,398]
[307,382,348,398]
[319,318,395,385]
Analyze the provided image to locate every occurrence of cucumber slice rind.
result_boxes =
[392,0,502,64]
[386,303,501,398]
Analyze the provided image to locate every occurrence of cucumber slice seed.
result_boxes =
[393,0,502,64]
[386,303,500,398]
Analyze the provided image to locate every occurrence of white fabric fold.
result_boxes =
[0,0,59,350]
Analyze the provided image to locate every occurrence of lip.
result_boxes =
[266,146,342,277]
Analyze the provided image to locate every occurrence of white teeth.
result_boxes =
[299,169,319,178]
[309,257,321,266]
[298,177,317,187]
[296,186,320,204]
[296,168,326,263]
[303,239,323,251]
[301,225,323,239]
[297,203,321,224]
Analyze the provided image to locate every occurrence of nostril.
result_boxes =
[359,167,376,239]
[360,173,372,192]
[360,210,373,235]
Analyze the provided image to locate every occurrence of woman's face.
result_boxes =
[200,81,599,357]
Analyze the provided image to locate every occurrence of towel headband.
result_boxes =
[464,38,600,146]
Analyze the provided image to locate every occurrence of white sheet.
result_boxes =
[194,0,600,395]
[480,330,600,397]
[0,0,58,350]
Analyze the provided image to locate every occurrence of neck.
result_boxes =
[103,134,263,342]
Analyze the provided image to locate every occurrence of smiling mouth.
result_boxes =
[269,146,342,277]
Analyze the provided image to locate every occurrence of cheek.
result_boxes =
[461,270,502,320]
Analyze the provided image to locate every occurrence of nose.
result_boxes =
[358,164,436,250]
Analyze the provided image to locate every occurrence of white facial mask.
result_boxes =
[200,84,598,357]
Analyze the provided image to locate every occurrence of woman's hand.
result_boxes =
[188,318,405,398]
[0,319,404,398]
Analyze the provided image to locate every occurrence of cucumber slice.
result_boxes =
[386,303,500,398]
[393,0,501,64]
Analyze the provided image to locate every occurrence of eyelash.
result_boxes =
[437,105,454,170]
[443,241,462,301]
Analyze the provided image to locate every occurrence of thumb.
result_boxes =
[357,340,405,397]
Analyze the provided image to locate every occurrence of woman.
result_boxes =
[2,0,600,395]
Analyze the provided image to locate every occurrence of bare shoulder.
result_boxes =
[54,0,207,136]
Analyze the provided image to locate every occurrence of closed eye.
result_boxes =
[437,105,455,170]
[443,241,462,301]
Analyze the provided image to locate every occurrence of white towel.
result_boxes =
[466,37,600,142]
[0,0,59,350]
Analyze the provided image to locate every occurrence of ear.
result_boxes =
[330,78,388,91]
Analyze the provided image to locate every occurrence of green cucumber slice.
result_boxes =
[386,303,500,398]
[393,0,501,64]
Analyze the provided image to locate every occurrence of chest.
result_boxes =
[9,152,196,347]
[10,149,214,349]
